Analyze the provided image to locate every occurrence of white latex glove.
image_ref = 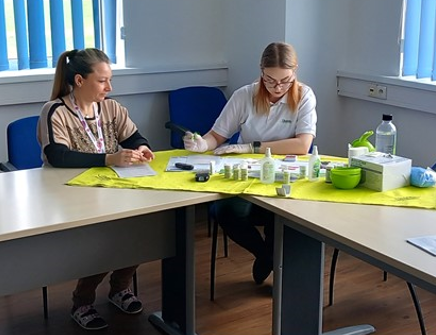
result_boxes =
[183,131,208,153]
[213,144,253,155]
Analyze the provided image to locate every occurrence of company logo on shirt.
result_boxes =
[282,119,293,124]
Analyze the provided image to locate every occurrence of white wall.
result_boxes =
[283,0,350,156]
[277,0,435,167]
[1,0,435,167]
[333,0,436,167]
[124,0,225,69]
[222,0,287,94]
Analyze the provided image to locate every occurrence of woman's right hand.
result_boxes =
[106,149,147,166]
[183,131,208,152]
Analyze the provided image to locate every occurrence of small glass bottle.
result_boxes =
[375,114,397,155]
[325,165,333,183]
[224,163,232,178]
[283,169,291,184]
[299,165,307,179]
[209,161,216,174]
[240,162,249,181]
[233,164,241,180]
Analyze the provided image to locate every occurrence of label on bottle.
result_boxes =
[261,161,275,184]
[311,160,320,179]
[375,134,396,155]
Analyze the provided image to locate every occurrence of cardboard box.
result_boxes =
[350,152,412,192]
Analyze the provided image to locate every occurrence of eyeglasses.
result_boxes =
[261,71,295,89]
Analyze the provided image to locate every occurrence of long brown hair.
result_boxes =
[254,42,302,114]
[50,48,110,100]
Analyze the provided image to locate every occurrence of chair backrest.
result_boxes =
[168,86,238,149]
[7,115,43,170]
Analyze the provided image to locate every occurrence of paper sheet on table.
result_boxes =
[111,164,157,178]
[166,155,221,171]
[407,235,436,256]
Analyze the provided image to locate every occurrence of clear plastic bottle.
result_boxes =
[308,145,321,181]
[260,147,275,184]
[375,114,397,155]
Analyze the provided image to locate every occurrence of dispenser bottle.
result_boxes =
[375,114,397,155]
[308,145,321,181]
[260,147,275,184]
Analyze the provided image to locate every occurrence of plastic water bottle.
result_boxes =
[375,114,397,155]
[260,147,275,184]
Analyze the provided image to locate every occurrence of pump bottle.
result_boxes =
[260,147,275,184]
[308,145,321,181]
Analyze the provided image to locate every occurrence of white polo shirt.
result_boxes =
[212,82,317,144]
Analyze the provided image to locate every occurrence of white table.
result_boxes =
[243,195,436,335]
[0,167,225,335]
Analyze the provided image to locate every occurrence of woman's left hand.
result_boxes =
[137,145,155,163]
[213,144,252,155]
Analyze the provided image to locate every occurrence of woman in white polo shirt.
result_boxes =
[183,42,317,285]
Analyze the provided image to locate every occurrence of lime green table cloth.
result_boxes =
[67,149,436,210]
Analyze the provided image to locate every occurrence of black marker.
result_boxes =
[165,122,191,135]
[175,162,194,170]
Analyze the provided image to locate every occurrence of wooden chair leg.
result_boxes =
[329,248,340,306]
[407,282,427,335]
[42,286,48,319]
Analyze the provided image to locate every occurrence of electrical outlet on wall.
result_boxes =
[367,83,387,100]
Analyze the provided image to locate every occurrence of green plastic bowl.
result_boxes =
[330,167,361,189]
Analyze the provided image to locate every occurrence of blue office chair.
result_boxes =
[0,116,43,171]
[166,86,235,149]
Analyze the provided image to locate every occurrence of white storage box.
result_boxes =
[350,152,412,192]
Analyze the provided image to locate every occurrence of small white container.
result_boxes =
[209,161,216,174]
[240,162,249,181]
[283,170,291,184]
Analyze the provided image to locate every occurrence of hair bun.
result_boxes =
[67,49,79,63]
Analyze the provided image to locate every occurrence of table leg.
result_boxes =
[276,217,324,335]
[274,216,375,335]
[149,205,196,335]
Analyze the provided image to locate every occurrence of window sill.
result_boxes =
[337,70,436,115]
[0,64,228,106]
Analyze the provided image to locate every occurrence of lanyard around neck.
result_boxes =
[69,93,106,153]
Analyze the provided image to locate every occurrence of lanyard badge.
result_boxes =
[70,93,106,153]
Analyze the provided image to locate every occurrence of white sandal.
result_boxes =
[71,305,108,330]
[109,288,143,315]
